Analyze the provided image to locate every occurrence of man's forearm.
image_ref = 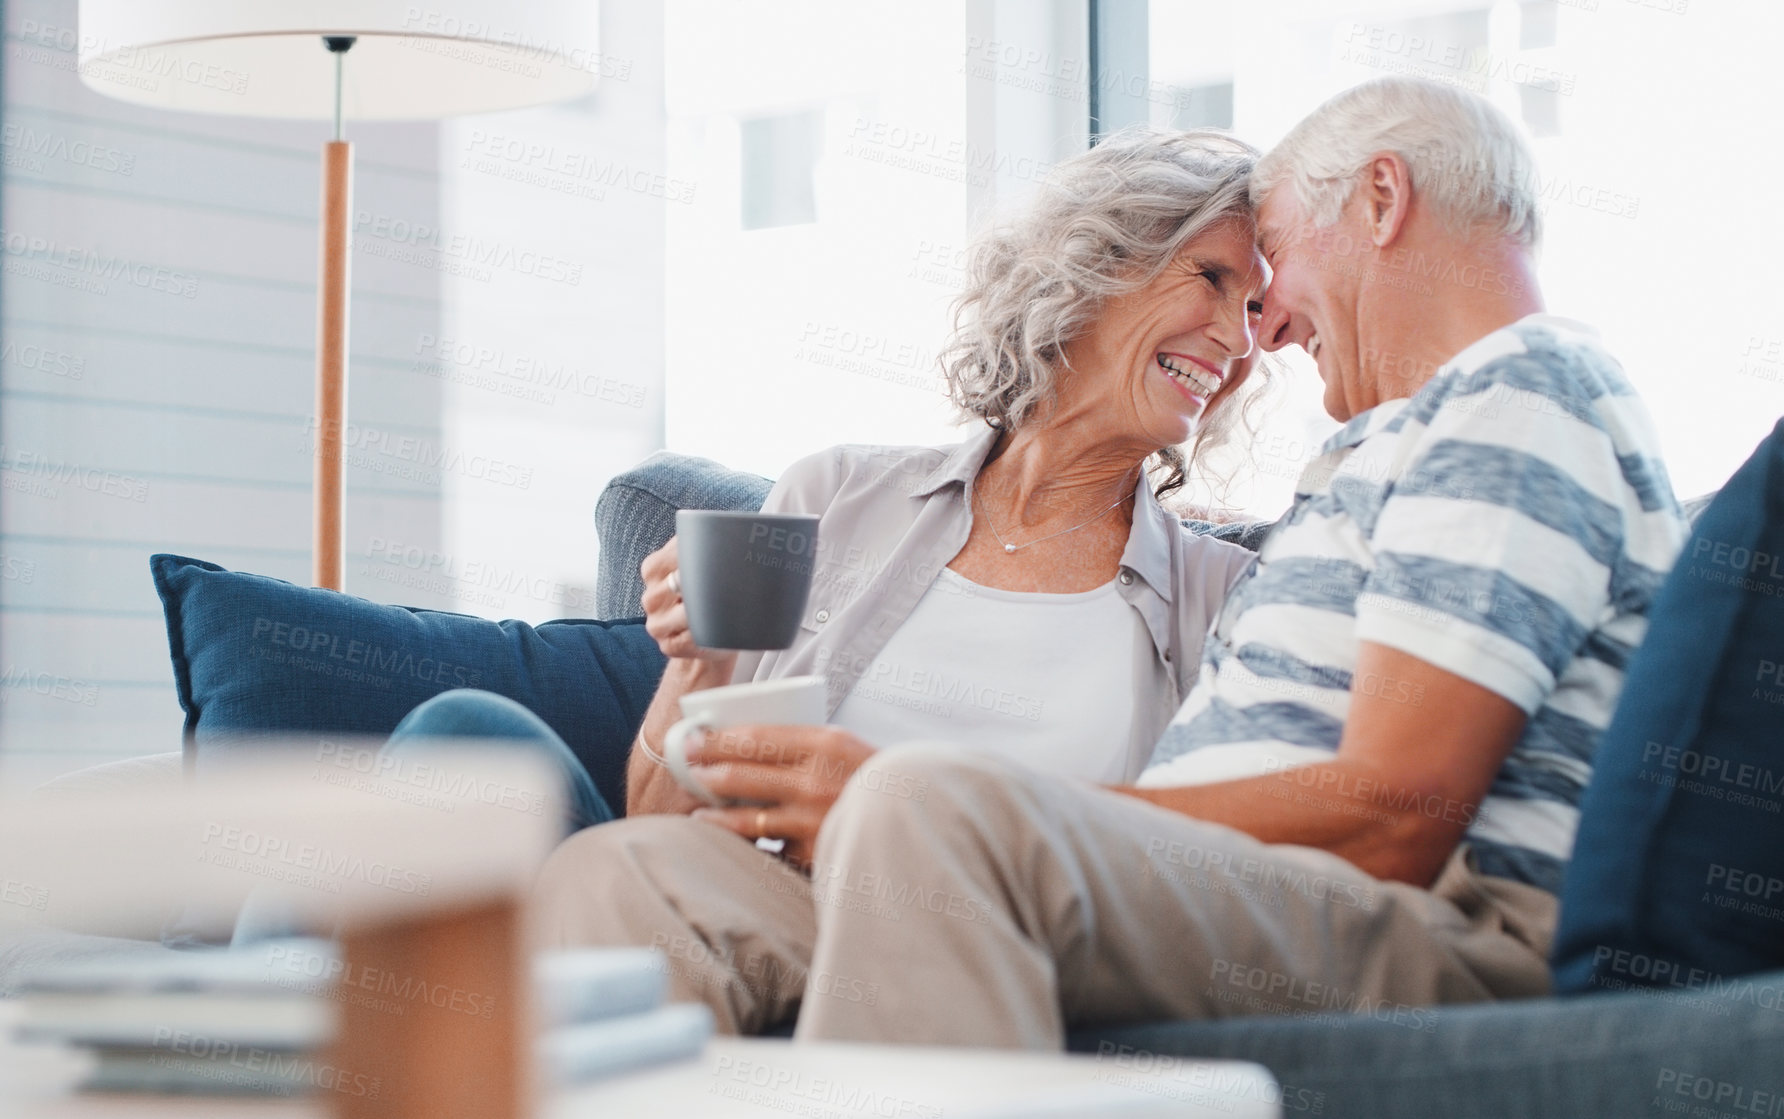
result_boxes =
[1112,757,1473,887]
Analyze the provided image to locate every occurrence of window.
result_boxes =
[740,110,823,230]
[1142,0,1783,504]
[662,0,1089,476]
[4,0,1777,782]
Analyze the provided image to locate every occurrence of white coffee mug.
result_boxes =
[662,675,828,806]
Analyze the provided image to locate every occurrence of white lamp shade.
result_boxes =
[76,0,602,119]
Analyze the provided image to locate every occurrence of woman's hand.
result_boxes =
[686,724,877,868]
[640,537,736,667]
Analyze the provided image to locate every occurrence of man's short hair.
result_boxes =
[1252,77,1542,248]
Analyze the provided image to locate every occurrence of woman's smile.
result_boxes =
[1156,352,1224,404]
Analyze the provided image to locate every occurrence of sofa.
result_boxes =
[6,430,1781,1119]
[560,446,1784,1119]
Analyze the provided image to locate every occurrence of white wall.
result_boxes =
[1,0,444,784]
[391,0,668,624]
[0,0,670,787]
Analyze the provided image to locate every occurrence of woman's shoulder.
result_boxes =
[767,441,960,513]
[781,440,972,490]
[828,441,957,471]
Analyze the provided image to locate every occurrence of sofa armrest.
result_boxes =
[594,451,773,619]
[1180,517,1277,553]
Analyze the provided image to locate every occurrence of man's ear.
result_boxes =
[1360,153,1414,249]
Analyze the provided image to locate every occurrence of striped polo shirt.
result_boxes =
[1139,314,1689,893]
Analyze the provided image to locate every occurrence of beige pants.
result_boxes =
[531,744,1557,1047]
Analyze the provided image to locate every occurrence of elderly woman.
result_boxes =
[379,128,1270,857]
[225,129,1268,951]
[525,128,1272,1034]
[621,129,1267,863]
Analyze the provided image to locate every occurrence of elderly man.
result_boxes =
[535,77,1687,1046]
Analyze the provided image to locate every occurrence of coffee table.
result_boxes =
[3,1035,1279,1118]
[555,1036,1279,1117]
[0,746,1280,1118]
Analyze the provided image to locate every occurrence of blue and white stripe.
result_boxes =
[1139,315,1689,894]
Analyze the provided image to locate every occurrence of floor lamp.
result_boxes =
[76,1,600,590]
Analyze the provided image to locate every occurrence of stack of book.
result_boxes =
[8,939,711,1095]
[536,947,713,1085]
[10,938,335,1095]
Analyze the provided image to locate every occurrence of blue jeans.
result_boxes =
[228,690,615,947]
[385,688,617,835]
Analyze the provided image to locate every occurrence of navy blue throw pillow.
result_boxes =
[1553,418,1784,993]
[150,554,666,815]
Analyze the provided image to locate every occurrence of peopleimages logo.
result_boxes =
[353,211,583,287]
[314,741,546,818]
[1654,1068,1781,1116]
[300,418,534,491]
[460,131,694,204]
[1,877,50,912]
[412,333,648,408]
[0,665,99,707]
[252,616,484,689]
[1590,945,1784,1013]
[151,1028,378,1098]
[708,1055,940,1119]
[363,537,597,614]
[841,117,1056,189]
[1689,536,1784,581]
[15,20,251,97]
[1146,834,1378,911]
[0,444,149,503]
[0,123,134,174]
[399,7,626,78]
[1,339,85,379]
[1640,740,1784,796]
[263,941,498,1019]
[0,227,198,298]
[198,822,432,897]
[1207,959,1436,1032]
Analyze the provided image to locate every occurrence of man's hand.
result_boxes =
[686,724,876,868]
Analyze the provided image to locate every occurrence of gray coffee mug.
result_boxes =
[675,510,820,650]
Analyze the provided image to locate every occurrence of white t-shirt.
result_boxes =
[732,432,1260,757]
[829,567,1167,782]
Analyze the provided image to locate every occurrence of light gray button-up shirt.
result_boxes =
[734,427,1257,756]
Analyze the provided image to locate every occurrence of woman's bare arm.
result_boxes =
[624,536,739,816]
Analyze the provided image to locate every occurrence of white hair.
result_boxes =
[1251,77,1542,247]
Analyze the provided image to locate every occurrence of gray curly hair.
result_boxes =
[940,126,1266,499]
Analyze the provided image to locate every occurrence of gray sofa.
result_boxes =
[3,450,1766,1119]
[594,452,1772,1119]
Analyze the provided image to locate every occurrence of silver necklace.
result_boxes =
[976,486,1132,554]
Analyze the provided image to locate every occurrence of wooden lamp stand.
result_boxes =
[314,37,355,591]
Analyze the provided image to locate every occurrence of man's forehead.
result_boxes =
[1253,190,1296,251]
[1234,240,1270,290]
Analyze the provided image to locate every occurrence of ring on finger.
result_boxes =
[665,570,682,597]
[755,808,768,838]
